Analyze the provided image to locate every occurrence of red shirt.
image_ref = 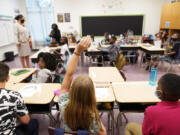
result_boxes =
[143,101,180,135]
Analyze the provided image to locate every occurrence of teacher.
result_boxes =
[49,23,61,44]
[14,14,31,68]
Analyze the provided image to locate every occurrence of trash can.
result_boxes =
[4,51,14,61]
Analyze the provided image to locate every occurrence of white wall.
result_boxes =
[0,0,27,61]
[53,0,171,37]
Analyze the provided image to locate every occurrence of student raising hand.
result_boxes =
[61,36,91,94]
[74,36,91,55]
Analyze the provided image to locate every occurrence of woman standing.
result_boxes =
[49,24,61,44]
[14,14,31,68]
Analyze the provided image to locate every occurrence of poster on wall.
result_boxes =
[64,13,71,22]
[57,13,64,23]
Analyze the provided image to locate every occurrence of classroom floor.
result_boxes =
[5,51,180,135]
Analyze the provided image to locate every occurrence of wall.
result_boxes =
[53,0,171,38]
[0,0,27,61]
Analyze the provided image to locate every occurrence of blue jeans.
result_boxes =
[15,119,39,135]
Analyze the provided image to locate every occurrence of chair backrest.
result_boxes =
[48,127,78,135]
[115,53,126,70]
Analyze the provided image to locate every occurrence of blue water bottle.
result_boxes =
[149,68,157,86]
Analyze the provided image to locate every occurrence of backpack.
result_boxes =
[114,53,126,70]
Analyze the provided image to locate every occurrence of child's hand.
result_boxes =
[75,36,91,54]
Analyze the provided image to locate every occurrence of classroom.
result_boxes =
[0,0,180,135]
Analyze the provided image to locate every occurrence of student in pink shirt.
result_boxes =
[125,73,180,135]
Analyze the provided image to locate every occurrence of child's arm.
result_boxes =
[98,121,107,135]
[60,36,91,94]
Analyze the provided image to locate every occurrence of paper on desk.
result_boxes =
[95,88,108,98]
[19,84,42,97]
[91,71,96,78]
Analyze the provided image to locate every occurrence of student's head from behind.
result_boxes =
[51,23,58,30]
[104,32,109,38]
[171,33,180,42]
[64,75,99,131]
[0,62,9,83]
[109,36,117,44]
[90,34,94,42]
[156,73,180,101]
[37,52,57,71]
[15,14,25,24]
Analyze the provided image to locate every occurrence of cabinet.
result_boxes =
[160,2,180,29]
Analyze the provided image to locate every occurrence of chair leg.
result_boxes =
[122,113,128,123]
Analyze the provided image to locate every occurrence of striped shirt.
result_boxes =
[0,88,28,135]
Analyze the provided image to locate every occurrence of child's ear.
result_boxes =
[5,75,10,82]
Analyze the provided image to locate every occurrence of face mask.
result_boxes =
[21,19,25,24]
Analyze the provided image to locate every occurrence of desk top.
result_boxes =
[112,81,160,103]
[53,84,115,103]
[8,68,36,83]
[140,44,165,52]
[30,46,76,59]
[120,44,140,48]
[89,67,124,83]
[5,83,61,104]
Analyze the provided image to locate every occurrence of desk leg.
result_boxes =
[117,112,122,135]
[110,111,115,135]
[47,113,57,127]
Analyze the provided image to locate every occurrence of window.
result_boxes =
[25,0,54,46]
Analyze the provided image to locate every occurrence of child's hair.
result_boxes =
[111,36,117,41]
[61,36,68,45]
[159,73,180,101]
[70,35,76,43]
[52,23,58,30]
[0,62,9,82]
[37,52,57,71]
[15,14,23,20]
[90,34,95,42]
[64,75,100,131]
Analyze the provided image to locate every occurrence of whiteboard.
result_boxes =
[0,15,15,46]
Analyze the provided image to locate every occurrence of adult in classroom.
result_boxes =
[14,14,31,68]
[49,23,61,44]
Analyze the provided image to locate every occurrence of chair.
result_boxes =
[48,127,88,135]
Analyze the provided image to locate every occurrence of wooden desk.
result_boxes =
[113,81,160,103]
[120,44,141,51]
[8,68,36,83]
[89,67,124,83]
[53,85,115,103]
[140,44,165,55]
[5,83,61,104]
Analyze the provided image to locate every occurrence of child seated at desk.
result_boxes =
[101,32,110,45]
[58,36,107,135]
[158,33,180,63]
[31,52,57,83]
[0,62,39,135]
[125,73,180,135]
[99,36,119,65]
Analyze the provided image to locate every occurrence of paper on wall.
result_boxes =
[95,88,108,98]
[19,84,42,97]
